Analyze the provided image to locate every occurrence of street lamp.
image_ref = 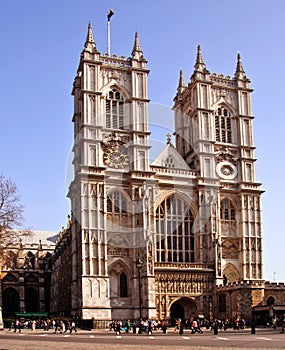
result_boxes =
[136,258,143,321]
[209,301,213,321]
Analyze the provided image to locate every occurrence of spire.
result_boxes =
[86,22,94,44]
[234,52,247,80]
[190,44,209,81]
[84,22,98,52]
[179,68,185,88]
[177,68,185,94]
[194,44,207,72]
[132,32,144,60]
[133,32,142,52]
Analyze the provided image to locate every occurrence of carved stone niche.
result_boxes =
[214,146,238,165]
[222,238,239,259]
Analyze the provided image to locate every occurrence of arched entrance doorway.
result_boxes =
[2,287,19,317]
[170,297,197,326]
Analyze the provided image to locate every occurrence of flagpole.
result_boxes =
[107,10,114,56]
[107,19,111,56]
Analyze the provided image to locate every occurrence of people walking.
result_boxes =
[147,319,153,335]
[125,320,130,334]
[174,318,181,333]
[161,319,167,334]
[192,318,203,334]
[64,321,70,333]
[281,315,285,333]
[53,320,61,334]
[115,320,121,335]
[70,321,77,333]
[14,319,21,333]
[60,320,65,333]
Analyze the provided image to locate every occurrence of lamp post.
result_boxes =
[209,301,213,321]
[251,309,256,334]
[136,258,143,321]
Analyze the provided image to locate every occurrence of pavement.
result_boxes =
[0,326,283,350]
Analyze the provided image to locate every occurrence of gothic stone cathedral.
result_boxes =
[52,22,265,324]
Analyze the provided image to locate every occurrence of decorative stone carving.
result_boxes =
[222,238,239,259]
[107,246,129,257]
[214,146,238,165]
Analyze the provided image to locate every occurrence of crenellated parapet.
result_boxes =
[217,280,265,291]
[216,279,265,321]
[264,281,285,289]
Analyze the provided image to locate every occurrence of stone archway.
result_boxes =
[2,287,19,317]
[222,263,240,283]
[170,297,197,326]
[108,259,132,320]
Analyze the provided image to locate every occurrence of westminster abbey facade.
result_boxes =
[50,22,268,324]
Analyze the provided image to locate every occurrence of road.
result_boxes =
[0,327,284,350]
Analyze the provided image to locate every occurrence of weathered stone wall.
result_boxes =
[264,282,285,305]
[216,280,264,320]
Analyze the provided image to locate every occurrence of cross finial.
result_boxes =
[166,133,171,144]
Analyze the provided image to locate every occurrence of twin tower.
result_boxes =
[53,22,264,323]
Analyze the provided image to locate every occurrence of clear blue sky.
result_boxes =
[0,0,284,282]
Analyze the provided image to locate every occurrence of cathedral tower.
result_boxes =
[173,46,264,285]
[68,23,155,320]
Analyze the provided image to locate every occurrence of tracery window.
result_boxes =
[107,191,127,215]
[220,199,235,221]
[215,107,232,143]
[155,195,194,263]
[220,199,236,237]
[105,88,124,129]
[163,156,175,168]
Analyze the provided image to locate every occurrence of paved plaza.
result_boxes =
[0,327,284,350]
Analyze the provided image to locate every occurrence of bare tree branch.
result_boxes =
[0,175,31,260]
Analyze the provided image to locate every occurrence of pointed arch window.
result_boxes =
[107,191,127,215]
[105,88,125,130]
[2,287,19,313]
[120,272,128,297]
[267,296,275,306]
[155,195,194,263]
[215,107,232,143]
[220,199,235,221]
[220,198,236,237]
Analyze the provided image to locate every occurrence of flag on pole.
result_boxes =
[107,9,114,21]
